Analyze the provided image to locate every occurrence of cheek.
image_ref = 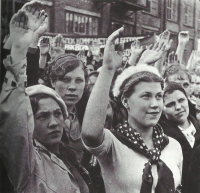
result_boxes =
[158,100,164,109]
[164,108,173,118]
[55,83,66,94]
[33,121,46,139]
[77,83,85,93]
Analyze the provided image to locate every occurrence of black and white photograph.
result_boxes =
[1,0,200,192]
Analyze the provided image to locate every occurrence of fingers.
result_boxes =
[179,31,189,37]
[146,44,153,50]
[40,37,49,44]
[168,51,174,64]
[10,10,29,30]
[106,27,124,48]
[22,1,44,13]
[53,34,64,47]
[167,39,173,50]
[22,1,47,31]
[156,41,164,51]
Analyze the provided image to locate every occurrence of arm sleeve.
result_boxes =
[0,55,35,192]
[82,129,114,161]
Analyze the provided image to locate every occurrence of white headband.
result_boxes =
[112,64,161,97]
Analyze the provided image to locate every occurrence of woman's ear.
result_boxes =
[122,97,129,109]
[51,79,55,88]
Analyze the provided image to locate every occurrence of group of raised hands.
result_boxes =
[7,0,195,76]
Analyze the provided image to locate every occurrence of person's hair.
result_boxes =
[163,64,191,83]
[49,54,88,86]
[88,71,99,78]
[121,71,164,99]
[29,93,62,116]
[163,81,188,99]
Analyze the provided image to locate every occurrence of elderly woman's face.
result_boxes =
[163,90,189,125]
[54,66,85,108]
[126,81,163,130]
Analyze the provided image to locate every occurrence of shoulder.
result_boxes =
[168,136,182,150]
[165,136,182,158]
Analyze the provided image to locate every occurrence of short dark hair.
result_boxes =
[88,71,99,78]
[29,94,61,116]
[163,64,191,83]
[163,81,188,99]
[49,54,88,85]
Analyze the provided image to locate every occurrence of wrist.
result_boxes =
[101,65,116,74]
[178,42,187,46]
[11,46,27,64]
[40,53,48,57]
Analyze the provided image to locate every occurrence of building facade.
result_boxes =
[2,0,200,63]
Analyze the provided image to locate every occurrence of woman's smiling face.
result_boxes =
[126,81,163,130]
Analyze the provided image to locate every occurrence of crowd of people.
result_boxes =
[2,1,200,193]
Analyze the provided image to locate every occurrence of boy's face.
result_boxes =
[164,90,189,125]
[167,74,191,97]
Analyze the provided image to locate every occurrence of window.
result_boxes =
[184,1,194,27]
[149,0,158,16]
[66,12,98,35]
[166,0,178,22]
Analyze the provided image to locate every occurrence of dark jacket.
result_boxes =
[159,114,200,193]
[185,144,200,193]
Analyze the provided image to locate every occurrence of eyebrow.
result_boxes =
[165,101,175,106]
[36,108,61,115]
[141,91,163,94]
[62,75,84,79]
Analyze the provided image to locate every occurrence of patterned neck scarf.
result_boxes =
[112,120,175,193]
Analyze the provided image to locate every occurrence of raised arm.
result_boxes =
[128,39,144,66]
[175,31,189,65]
[0,3,46,191]
[39,37,50,69]
[155,30,173,75]
[81,27,124,147]
[137,41,166,65]
[49,34,65,61]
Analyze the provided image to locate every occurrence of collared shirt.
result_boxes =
[178,122,196,148]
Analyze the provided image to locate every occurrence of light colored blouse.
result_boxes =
[83,129,183,193]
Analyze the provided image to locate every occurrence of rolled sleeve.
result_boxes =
[82,129,113,158]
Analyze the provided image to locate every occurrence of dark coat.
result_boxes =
[159,114,200,193]
[185,144,200,193]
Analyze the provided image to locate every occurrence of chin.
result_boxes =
[65,100,77,107]
[145,121,158,128]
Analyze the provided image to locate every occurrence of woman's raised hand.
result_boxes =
[40,37,50,56]
[130,39,144,55]
[50,34,65,61]
[22,1,47,32]
[103,27,124,71]
[9,1,46,64]
[178,31,189,45]
[137,41,166,65]
[10,11,33,49]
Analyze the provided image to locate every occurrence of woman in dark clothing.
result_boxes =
[159,81,200,193]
